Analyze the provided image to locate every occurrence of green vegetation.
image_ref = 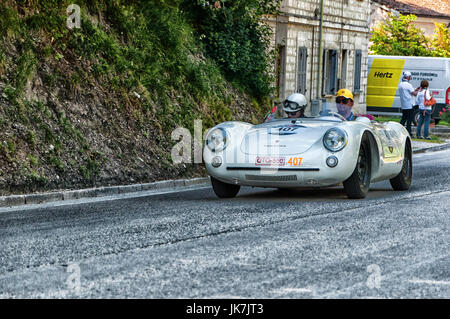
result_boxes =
[440,107,450,123]
[373,116,401,123]
[1,0,274,128]
[0,0,276,194]
[411,135,444,143]
[183,0,280,97]
[370,14,450,57]
[430,23,450,57]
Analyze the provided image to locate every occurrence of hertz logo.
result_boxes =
[374,71,393,78]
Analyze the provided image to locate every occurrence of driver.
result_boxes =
[336,89,354,121]
[283,93,307,118]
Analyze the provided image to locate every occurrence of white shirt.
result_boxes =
[417,89,432,110]
[398,80,415,110]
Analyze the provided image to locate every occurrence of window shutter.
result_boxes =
[322,49,328,96]
[354,50,362,92]
[297,47,307,94]
[329,50,338,95]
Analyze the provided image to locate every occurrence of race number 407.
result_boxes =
[288,157,303,167]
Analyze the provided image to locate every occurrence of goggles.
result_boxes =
[283,100,300,111]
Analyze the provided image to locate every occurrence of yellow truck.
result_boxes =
[367,55,450,124]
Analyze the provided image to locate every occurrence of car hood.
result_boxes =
[240,119,341,155]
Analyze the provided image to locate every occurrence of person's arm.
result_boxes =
[411,86,420,97]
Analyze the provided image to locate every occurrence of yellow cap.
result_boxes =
[336,89,354,100]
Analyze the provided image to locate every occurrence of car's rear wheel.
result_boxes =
[390,142,412,191]
[343,138,371,199]
[211,176,240,198]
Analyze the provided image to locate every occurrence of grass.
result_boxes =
[0,1,262,134]
[411,135,445,143]
[374,116,450,127]
[373,116,401,123]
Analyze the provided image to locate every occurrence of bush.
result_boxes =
[183,0,280,98]
[440,107,450,122]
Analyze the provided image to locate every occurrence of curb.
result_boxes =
[412,142,450,154]
[0,177,210,209]
[411,128,450,134]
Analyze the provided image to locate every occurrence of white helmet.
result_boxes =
[283,93,307,113]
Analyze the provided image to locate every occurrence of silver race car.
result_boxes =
[203,103,412,199]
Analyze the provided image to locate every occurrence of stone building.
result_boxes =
[266,0,371,115]
[371,0,450,37]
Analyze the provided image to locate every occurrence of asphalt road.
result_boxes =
[0,149,449,299]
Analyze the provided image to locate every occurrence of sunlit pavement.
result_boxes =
[0,149,449,298]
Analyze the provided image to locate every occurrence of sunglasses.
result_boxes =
[336,97,351,104]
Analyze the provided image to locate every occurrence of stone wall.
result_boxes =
[268,0,371,114]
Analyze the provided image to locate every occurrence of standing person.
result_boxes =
[399,71,420,134]
[416,80,433,140]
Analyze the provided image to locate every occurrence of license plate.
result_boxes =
[255,156,285,166]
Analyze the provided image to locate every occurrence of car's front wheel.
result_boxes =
[343,138,371,199]
[211,176,240,198]
[390,142,412,191]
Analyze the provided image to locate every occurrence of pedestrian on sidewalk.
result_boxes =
[416,80,433,140]
[399,71,420,135]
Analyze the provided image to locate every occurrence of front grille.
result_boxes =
[245,174,297,182]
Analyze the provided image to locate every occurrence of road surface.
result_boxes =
[0,149,449,298]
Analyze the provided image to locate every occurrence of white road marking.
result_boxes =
[408,279,450,285]
[322,254,450,298]
[209,295,249,299]
[414,149,450,157]
[272,287,314,294]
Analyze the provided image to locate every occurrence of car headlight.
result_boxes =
[323,128,348,152]
[206,128,228,152]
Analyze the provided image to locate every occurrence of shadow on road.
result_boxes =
[218,185,396,202]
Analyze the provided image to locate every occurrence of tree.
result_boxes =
[182,0,281,98]
[430,23,450,57]
[370,13,432,56]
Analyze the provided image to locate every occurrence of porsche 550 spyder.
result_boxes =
[203,104,412,199]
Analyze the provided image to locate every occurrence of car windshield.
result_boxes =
[266,101,345,122]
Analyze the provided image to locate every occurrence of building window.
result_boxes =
[297,47,308,94]
[354,49,362,92]
[322,49,338,96]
